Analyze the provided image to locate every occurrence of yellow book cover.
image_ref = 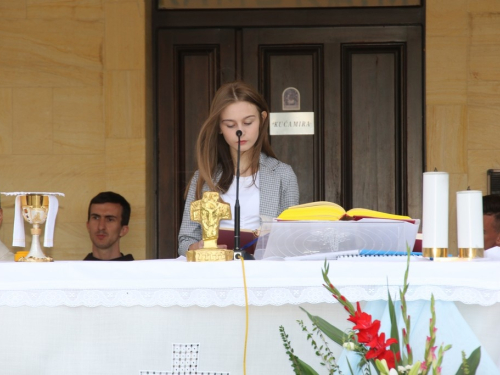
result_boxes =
[278,201,412,222]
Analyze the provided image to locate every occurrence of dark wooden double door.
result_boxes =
[157,25,423,259]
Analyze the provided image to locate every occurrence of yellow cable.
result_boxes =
[240,256,249,375]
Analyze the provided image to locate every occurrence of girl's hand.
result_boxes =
[189,241,204,250]
[188,241,227,250]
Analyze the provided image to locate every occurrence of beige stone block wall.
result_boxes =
[0,0,147,260]
[426,1,500,253]
[1,1,497,259]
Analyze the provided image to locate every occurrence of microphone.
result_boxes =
[234,129,254,261]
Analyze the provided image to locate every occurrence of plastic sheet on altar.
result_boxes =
[254,218,420,260]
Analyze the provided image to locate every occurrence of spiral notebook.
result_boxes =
[279,249,423,261]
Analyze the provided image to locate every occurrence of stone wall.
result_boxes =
[426,0,500,252]
[0,0,147,260]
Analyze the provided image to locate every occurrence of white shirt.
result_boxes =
[220,172,260,230]
[485,246,500,260]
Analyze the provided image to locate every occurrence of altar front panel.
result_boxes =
[0,259,499,374]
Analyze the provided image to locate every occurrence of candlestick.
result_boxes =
[422,171,449,257]
[457,190,484,258]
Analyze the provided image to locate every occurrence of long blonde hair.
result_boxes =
[191,81,276,199]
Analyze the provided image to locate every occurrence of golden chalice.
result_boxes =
[18,194,53,262]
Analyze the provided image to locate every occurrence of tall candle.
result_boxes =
[457,190,484,257]
[422,172,449,254]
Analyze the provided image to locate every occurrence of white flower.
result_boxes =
[398,365,413,373]
[342,342,356,350]
[389,369,398,375]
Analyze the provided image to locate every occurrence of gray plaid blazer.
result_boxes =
[178,153,299,256]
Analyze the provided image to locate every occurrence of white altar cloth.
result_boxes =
[0,258,499,307]
[0,259,499,374]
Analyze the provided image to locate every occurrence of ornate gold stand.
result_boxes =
[187,248,234,262]
[422,247,448,258]
[458,247,484,259]
[14,251,29,262]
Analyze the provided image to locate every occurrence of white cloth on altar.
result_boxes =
[1,259,500,307]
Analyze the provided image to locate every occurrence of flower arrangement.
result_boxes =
[280,250,481,374]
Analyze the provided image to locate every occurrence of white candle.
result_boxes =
[457,190,483,249]
[422,172,449,249]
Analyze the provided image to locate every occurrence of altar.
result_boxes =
[0,258,499,374]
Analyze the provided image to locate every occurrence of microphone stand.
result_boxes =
[234,130,254,260]
[234,130,241,253]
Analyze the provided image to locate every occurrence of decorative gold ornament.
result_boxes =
[422,247,448,258]
[186,191,234,262]
[458,247,484,259]
[18,194,53,262]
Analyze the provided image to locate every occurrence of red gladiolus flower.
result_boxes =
[347,302,382,344]
[376,349,398,369]
[365,332,398,369]
[357,319,381,344]
[347,302,372,329]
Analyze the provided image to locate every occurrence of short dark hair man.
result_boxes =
[84,191,134,261]
[483,194,500,250]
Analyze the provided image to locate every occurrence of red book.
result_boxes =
[218,227,259,255]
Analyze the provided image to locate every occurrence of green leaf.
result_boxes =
[346,357,355,375]
[387,288,401,356]
[455,347,481,375]
[375,359,390,374]
[408,362,422,375]
[300,307,346,346]
[295,357,321,375]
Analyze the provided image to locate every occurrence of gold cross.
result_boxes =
[190,191,231,249]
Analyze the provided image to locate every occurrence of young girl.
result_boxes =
[178,81,299,256]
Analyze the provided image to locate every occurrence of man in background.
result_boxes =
[483,194,500,251]
[0,207,14,261]
[84,191,134,261]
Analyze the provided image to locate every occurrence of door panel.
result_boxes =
[267,52,321,205]
[243,26,422,216]
[349,47,399,213]
[156,25,423,258]
[157,29,235,257]
[244,43,323,204]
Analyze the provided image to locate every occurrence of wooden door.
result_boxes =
[156,25,423,259]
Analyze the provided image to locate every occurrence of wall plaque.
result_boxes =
[282,87,300,111]
[269,112,314,136]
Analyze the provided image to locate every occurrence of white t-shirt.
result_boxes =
[220,172,260,230]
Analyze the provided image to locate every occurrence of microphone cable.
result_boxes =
[239,255,249,375]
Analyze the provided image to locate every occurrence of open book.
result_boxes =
[277,201,413,222]
[218,227,259,255]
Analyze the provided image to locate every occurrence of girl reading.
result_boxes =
[178,81,299,255]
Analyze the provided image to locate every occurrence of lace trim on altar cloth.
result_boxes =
[140,343,230,375]
[0,284,498,307]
